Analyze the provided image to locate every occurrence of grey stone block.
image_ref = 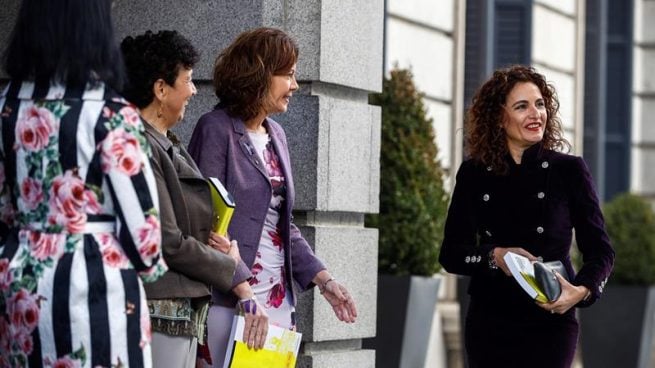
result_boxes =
[298,349,376,368]
[0,0,20,79]
[319,0,384,92]
[274,92,321,210]
[280,0,384,92]
[112,0,264,81]
[279,91,380,213]
[317,93,380,213]
[294,225,377,341]
[284,0,322,83]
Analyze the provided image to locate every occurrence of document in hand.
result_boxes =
[207,177,235,236]
[503,251,550,303]
[223,315,302,368]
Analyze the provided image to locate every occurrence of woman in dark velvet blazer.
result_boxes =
[439,65,614,368]
[188,27,357,367]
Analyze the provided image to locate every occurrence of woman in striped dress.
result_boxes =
[0,0,166,367]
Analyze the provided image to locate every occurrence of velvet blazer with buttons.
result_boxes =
[439,143,615,316]
[143,122,237,300]
[188,107,326,307]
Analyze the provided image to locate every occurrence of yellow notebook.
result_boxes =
[207,177,236,236]
[503,251,549,303]
[223,315,302,368]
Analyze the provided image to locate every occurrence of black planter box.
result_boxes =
[363,274,441,368]
[580,285,655,368]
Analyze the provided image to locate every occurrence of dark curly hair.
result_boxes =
[213,27,298,121]
[465,65,570,174]
[120,30,199,108]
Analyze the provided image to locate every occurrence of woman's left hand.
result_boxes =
[538,272,589,314]
[321,280,358,323]
[208,232,231,253]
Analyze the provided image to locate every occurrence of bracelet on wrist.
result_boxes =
[319,277,336,294]
[238,295,256,304]
[238,296,258,314]
[488,249,498,270]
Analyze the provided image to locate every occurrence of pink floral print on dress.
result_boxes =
[269,228,283,252]
[15,106,58,152]
[19,178,44,211]
[28,232,65,261]
[138,214,161,259]
[0,260,12,291]
[100,127,143,176]
[96,233,130,269]
[47,170,97,233]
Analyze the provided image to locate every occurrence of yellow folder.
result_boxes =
[224,315,301,368]
[207,177,235,236]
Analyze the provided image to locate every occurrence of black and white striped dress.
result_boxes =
[0,80,167,367]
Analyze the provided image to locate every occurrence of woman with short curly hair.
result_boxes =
[439,65,614,367]
[121,30,263,368]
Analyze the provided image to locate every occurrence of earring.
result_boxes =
[156,101,163,119]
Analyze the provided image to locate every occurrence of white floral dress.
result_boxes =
[247,132,295,329]
[0,81,167,368]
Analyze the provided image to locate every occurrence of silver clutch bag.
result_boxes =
[534,261,569,302]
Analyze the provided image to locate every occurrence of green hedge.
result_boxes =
[603,193,655,285]
[366,69,449,276]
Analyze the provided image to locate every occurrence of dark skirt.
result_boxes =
[465,298,579,368]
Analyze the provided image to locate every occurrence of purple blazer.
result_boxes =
[188,107,326,307]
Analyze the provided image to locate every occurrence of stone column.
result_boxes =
[110,1,383,367]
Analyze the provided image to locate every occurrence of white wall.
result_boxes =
[531,0,582,154]
[631,0,655,198]
[385,0,457,170]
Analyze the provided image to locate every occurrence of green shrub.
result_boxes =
[603,193,655,285]
[366,69,450,276]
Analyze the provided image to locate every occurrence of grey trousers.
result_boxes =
[151,332,198,368]
[200,305,237,368]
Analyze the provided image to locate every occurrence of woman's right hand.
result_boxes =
[492,247,539,276]
[233,282,268,350]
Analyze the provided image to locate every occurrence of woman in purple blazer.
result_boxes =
[439,65,615,367]
[188,27,357,367]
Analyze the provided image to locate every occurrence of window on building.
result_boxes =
[463,0,533,153]
[584,0,634,201]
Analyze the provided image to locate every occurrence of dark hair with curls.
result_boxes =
[121,30,199,108]
[465,64,570,174]
[3,0,125,90]
[213,27,298,121]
